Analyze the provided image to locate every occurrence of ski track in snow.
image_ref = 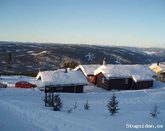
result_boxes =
[0,90,104,131]
[0,85,165,131]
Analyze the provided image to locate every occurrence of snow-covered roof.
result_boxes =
[36,70,56,80]
[74,65,100,76]
[94,64,156,82]
[149,63,165,73]
[37,69,88,86]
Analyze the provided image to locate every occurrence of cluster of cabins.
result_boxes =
[36,59,160,93]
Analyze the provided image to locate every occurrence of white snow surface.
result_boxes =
[31,51,48,56]
[0,75,41,88]
[144,51,157,55]
[94,64,156,81]
[74,64,100,76]
[0,86,165,131]
[36,70,88,86]
[0,76,165,131]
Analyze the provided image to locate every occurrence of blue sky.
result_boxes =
[0,0,165,47]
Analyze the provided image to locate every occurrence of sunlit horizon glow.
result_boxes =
[0,0,165,47]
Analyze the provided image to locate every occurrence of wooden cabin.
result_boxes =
[37,69,88,93]
[74,64,100,84]
[94,64,155,90]
[96,73,133,90]
[150,62,165,80]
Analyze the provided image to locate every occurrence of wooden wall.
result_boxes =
[96,73,110,90]
[108,78,133,90]
[96,72,153,90]
[134,81,153,90]
[45,85,84,93]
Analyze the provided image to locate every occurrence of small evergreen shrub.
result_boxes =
[44,93,53,107]
[73,102,77,110]
[84,100,90,110]
[53,94,63,111]
[107,92,119,116]
[150,104,160,118]
[67,108,73,114]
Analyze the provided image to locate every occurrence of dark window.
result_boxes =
[125,79,129,84]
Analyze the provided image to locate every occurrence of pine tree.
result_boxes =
[6,52,12,69]
[150,104,160,118]
[107,92,119,116]
[73,102,77,110]
[84,100,90,110]
[43,93,52,107]
[47,93,52,107]
[53,94,63,111]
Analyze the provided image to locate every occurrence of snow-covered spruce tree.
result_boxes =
[44,93,52,107]
[53,94,63,111]
[107,92,119,116]
[84,100,90,110]
[150,104,160,118]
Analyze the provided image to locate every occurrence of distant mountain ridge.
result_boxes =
[0,41,165,75]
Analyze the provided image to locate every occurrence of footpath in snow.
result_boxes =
[0,85,165,131]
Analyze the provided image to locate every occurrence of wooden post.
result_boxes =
[51,91,54,106]
[45,88,47,107]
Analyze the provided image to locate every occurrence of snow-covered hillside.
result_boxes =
[1,42,165,74]
[0,84,165,131]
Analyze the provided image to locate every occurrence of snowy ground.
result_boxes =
[0,75,41,88]
[0,76,165,131]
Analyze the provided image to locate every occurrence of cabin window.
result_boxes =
[102,77,105,84]
[125,78,129,84]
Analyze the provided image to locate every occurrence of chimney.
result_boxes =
[103,58,106,65]
[157,61,160,66]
